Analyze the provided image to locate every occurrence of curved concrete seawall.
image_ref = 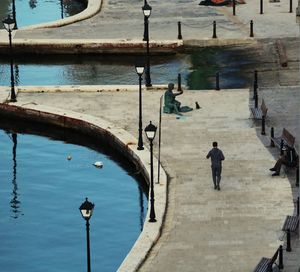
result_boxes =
[0,102,168,272]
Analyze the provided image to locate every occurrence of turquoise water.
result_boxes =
[0,126,148,272]
[0,0,87,28]
[0,50,253,89]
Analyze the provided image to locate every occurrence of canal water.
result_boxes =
[0,123,148,272]
[0,0,87,28]
[0,47,256,89]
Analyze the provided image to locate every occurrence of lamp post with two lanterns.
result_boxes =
[79,198,95,272]
[2,15,17,102]
[145,121,157,222]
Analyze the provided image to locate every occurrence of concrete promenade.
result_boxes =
[0,87,296,271]
[0,0,299,52]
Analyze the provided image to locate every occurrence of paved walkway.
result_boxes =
[1,0,298,47]
[7,87,295,271]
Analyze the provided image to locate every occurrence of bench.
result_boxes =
[270,128,295,150]
[251,99,268,135]
[282,214,299,252]
[253,247,281,272]
[251,99,268,120]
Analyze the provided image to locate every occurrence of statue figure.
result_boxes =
[163,83,193,114]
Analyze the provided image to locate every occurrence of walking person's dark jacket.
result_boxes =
[206,147,225,167]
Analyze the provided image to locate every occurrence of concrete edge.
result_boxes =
[13,85,169,93]
[17,0,102,30]
[0,101,168,272]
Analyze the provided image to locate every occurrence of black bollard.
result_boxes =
[254,92,258,108]
[296,165,299,187]
[286,229,291,252]
[177,73,182,92]
[270,127,275,147]
[261,115,266,135]
[212,21,217,38]
[278,245,284,269]
[215,72,220,90]
[253,71,258,100]
[289,0,293,13]
[250,20,254,37]
[280,140,284,155]
[260,0,263,14]
[178,21,182,40]
[233,0,236,15]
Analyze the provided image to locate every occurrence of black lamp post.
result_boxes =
[135,63,145,150]
[2,16,17,102]
[79,198,95,272]
[142,2,152,87]
[12,0,18,29]
[145,121,157,222]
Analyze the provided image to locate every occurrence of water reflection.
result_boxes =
[0,0,87,28]
[10,132,21,218]
[139,185,144,231]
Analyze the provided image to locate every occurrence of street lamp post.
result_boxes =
[145,121,157,222]
[12,0,18,29]
[79,198,95,272]
[135,63,145,150]
[142,2,152,87]
[2,16,17,102]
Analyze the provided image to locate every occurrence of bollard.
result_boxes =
[286,229,291,252]
[177,73,182,92]
[278,245,284,269]
[296,165,299,187]
[178,21,182,39]
[280,140,284,155]
[270,127,275,147]
[233,0,236,15]
[215,72,220,90]
[260,0,263,14]
[289,0,293,13]
[254,92,258,108]
[250,20,254,37]
[212,21,217,38]
[261,115,266,135]
[253,70,258,99]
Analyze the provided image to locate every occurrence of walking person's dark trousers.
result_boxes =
[211,166,222,188]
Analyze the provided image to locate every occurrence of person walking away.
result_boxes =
[206,141,225,190]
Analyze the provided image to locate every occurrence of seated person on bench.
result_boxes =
[163,83,193,115]
[269,147,290,176]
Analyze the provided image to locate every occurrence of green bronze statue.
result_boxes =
[163,83,193,114]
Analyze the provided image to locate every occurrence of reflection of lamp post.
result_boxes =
[142,2,152,87]
[12,0,18,29]
[135,63,145,150]
[60,0,64,19]
[2,16,17,102]
[145,121,157,222]
[79,198,95,272]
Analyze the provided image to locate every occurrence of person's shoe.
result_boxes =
[217,185,220,190]
[272,172,280,176]
[269,167,276,171]
[214,185,217,190]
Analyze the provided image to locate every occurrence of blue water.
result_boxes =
[0,55,191,86]
[1,0,87,28]
[0,128,148,272]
